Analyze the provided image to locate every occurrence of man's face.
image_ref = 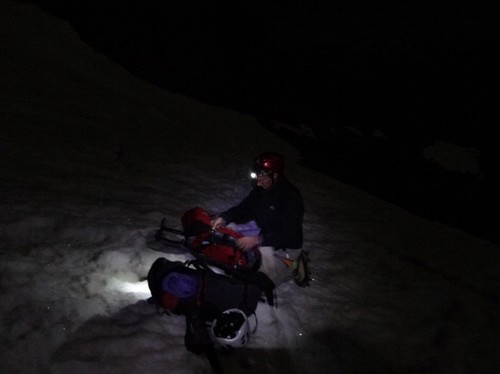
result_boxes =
[256,172,276,191]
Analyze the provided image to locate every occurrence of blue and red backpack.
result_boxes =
[147,257,274,318]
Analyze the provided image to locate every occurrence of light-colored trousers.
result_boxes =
[227,221,301,286]
[259,246,302,286]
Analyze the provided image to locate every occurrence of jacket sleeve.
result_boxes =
[219,189,259,224]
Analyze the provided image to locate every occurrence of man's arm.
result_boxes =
[218,189,259,225]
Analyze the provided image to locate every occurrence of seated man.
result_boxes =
[211,152,308,286]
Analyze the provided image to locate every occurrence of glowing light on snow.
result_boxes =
[120,280,150,295]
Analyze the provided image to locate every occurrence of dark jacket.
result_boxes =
[220,177,304,249]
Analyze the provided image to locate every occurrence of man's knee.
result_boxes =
[259,247,302,285]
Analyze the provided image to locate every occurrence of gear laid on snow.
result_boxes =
[209,308,257,349]
[153,207,262,278]
[147,257,275,373]
[152,205,312,287]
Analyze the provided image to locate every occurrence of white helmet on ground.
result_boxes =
[209,308,255,349]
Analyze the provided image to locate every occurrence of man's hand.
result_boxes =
[236,236,261,251]
[211,216,225,230]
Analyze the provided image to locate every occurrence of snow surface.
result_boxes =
[423,141,482,176]
[1,2,499,373]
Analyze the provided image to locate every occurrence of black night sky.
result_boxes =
[32,1,495,125]
[30,0,498,243]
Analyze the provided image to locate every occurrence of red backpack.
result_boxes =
[181,207,250,269]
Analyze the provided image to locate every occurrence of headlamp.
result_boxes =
[249,169,272,179]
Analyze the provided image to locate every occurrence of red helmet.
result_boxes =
[252,152,285,175]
